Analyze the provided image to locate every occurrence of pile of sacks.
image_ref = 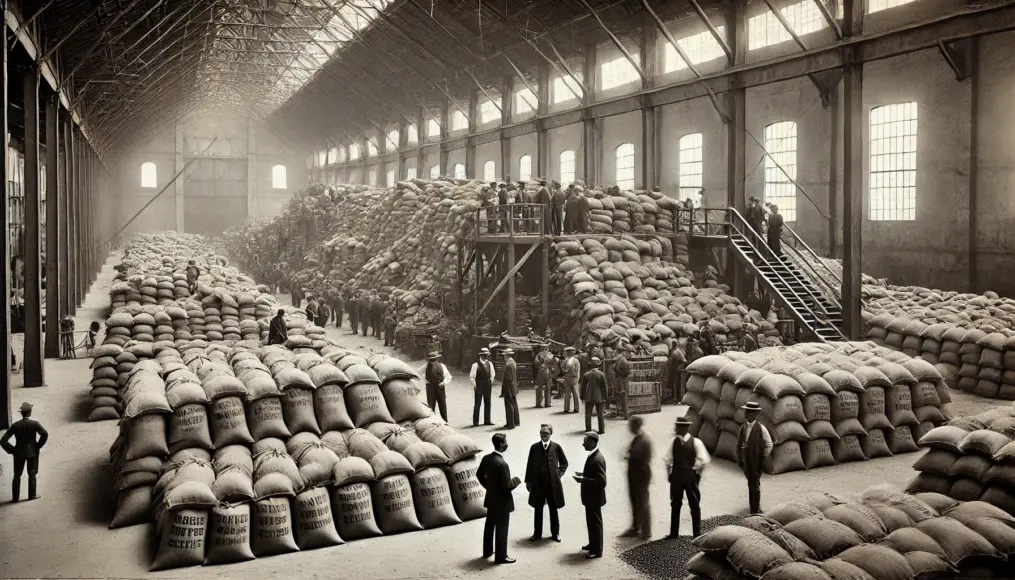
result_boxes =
[863,289,1015,400]
[681,342,953,475]
[908,404,1015,516]
[106,340,486,570]
[685,484,1015,580]
[88,341,157,422]
[553,235,779,355]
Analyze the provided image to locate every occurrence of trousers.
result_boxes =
[745,469,762,514]
[473,386,492,425]
[585,505,604,555]
[483,511,511,561]
[670,470,701,537]
[629,481,651,537]
[12,456,39,501]
[585,401,605,433]
[426,385,448,422]
[535,374,552,407]
[503,395,520,428]
[562,378,580,412]
[533,497,560,537]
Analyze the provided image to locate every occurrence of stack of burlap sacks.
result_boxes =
[908,404,1015,516]
[106,340,485,570]
[553,235,779,355]
[681,343,953,475]
[684,484,1015,580]
[88,340,157,422]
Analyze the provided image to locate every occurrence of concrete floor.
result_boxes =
[0,253,1002,579]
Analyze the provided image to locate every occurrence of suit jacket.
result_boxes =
[477,451,519,515]
[627,432,653,487]
[1,418,49,458]
[580,369,607,403]
[580,450,607,507]
[501,359,518,397]
[525,441,569,508]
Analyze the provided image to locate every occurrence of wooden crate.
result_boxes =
[626,358,662,417]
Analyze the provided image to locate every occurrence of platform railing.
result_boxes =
[473,203,548,237]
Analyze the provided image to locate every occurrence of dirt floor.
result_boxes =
[0,253,1003,579]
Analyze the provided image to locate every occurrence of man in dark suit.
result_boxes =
[525,424,569,542]
[622,416,653,539]
[1,402,49,502]
[573,432,607,559]
[477,433,521,564]
[580,356,607,434]
[737,401,773,514]
[500,348,520,429]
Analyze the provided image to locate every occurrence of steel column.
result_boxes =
[23,64,45,386]
[841,0,864,339]
[641,13,659,189]
[175,123,185,231]
[1,0,10,428]
[507,242,516,334]
[44,92,60,359]
[968,37,980,292]
[466,90,478,177]
[415,107,425,178]
[439,103,450,175]
[501,76,514,179]
[536,63,550,180]
[60,111,72,317]
[582,45,598,184]
[247,117,257,224]
[727,1,748,299]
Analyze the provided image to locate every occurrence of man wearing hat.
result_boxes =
[580,356,608,435]
[561,346,581,412]
[418,352,452,422]
[470,348,496,426]
[736,401,773,514]
[534,343,555,409]
[664,416,710,538]
[573,432,607,558]
[613,342,632,420]
[623,416,653,539]
[500,348,521,429]
[525,424,569,542]
[1,402,49,502]
[666,342,687,402]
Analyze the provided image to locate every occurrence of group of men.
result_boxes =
[745,196,785,255]
[481,180,601,236]
[266,287,399,349]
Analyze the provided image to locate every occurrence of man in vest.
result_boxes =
[534,343,555,409]
[613,342,632,419]
[418,352,452,422]
[622,416,653,539]
[267,309,288,345]
[525,424,569,543]
[561,346,581,413]
[665,416,710,538]
[470,348,496,426]
[737,402,773,514]
[500,348,520,430]
[581,357,607,435]
[1,402,49,502]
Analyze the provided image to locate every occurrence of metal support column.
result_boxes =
[536,63,550,180]
[507,242,516,334]
[247,117,257,224]
[415,107,425,178]
[439,102,450,175]
[44,92,60,359]
[582,46,598,184]
[23,64,45,386]
[841,0,864,339]
[641,13,659,189]
[466,89,478,177]
[75,131,85,302]
[541,240,549,331]
[828,85,841,258]
[60,111,72,317]
[727,1,748,299]
[968,36,980,292]
[175,123,185,231]
[1,0,11,427]
[500,76,514,180]
[395,123,406,180]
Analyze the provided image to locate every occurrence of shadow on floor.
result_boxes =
[69,391,95,423]
[71,456,115,525]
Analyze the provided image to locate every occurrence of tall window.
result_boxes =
[515,87,537,114]
[338,147,346,163]
[406,124,418,145]
[518,155,532,182]
[677,134,703,202]
[763,121,798,221]
[451,110,469,131]
[600,54,640,90]
[663,27,727,73]
[350,143,361,160]
[483,161,496,182]
[870,102,918,221]
[551,73,584,104]
[407,166,417,180]
[749,1,825,50]
[141,162,157,188]
[479,98,501,124]
[368,166,378,187]
[453,163,466,179]
[386,169,396,187]
[427,118,441,137]
[327,147,338,164]
[367,139,378,157]
[615,143,635,190]
[869,0,917,13]
[559,150,576,185]
[272,164,288,189]
[386,129,399,152]
[430,165,440,179]
[317,151,327,166]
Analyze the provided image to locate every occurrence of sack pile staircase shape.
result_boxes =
[724,208,845,343]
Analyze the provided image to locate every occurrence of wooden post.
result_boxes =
[23,63,45,386]
[841,0,864,339]
[44,92,60,359]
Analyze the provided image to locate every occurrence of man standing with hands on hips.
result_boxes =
[665,416,710,539]
[1,402,49,502]
[573,432,607,559]
[525,424,568,543]
[737,401,773,514]
[477,433,522,564]
[418,351,452,422]
[470,348,496,426]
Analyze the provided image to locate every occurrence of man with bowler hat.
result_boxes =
[664,416,710,538]
[573,431,607,558]
[736,401,773,514]
[470,348,496,426]
[525,424,569,542]
[477,433,521,564]
[1,402,49,502]
[580,356,607,434]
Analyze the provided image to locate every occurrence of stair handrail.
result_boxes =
[779,224,868,310]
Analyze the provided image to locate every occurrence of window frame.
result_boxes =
[272,164,288,190]
[599,53,641,91]
[451,110,469,132]
[662,26,727,73]
[518,155,532,182]
[479,98,502,124]
[677,133,704,203]
[559,150,576,185]
[349,143,361,160]
[430,165,440,179]
[748,0,826,50]
[483,160,496,182]
[551,73,584,104]
[763,121,799,222]
[386,168,396,187]
[406,166,417,180]
[615,143,635,190]
[453,163,466,179]
[141,161,157,188]
[515,87,537,115]
[869,101,918,222]
[406,124,418,145]
[427,118,441,138]
[386,129,400,152]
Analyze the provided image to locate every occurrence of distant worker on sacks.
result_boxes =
[185,260,200,294]
[1,402,49,502]
[477,433,522,564]
[664,416,710,539]
[267,309,288,345]
[736,401,773,514]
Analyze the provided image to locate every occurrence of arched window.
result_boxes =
[453,163,466,179]
[407,166,417,180]
[764,121,798,221]
[430,165,440,179]
[349,143,361,160]
[518,155,532,182]
[406,124,419,145]
[367,139,378,157]
[678,133,703,202]
[386,129,400,152]
[337,147,346,163]
[559,150,576,185]
[272,164,288,189]
[386,169,396,187]
[483,160,496,182]
[141,162,157,188]
[615,143,635,190]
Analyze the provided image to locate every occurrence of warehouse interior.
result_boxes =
[5,0,1015,578]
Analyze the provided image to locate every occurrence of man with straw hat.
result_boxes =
[500,348,521,429]
[736,401,773,514]
[1,402,49,502]
[580,356,608,435]
[560,346,581,413]
[664,416,710,539]
[418,350,452,422]
[534,343,555,409]
[470,348,496,427]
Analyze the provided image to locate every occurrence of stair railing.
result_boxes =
[779,225,867,310]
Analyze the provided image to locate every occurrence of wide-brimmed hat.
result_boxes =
[675,416,693,426]
[427,352,442,360]
[501,348,515,356]
[743,401,763,412]
[478,348,490,356]
[19,402,33,413]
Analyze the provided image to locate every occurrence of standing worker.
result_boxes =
[470,348,496,426]
[561,346,581,413]
[348,293,359,335]
[317,301,331,328]
[418,352,452,422]
[372,296,385,340]
[525,424,569,543]
[613,343,632,420]
[536,181,552,234]
[333,291,345,329]
[622,416,653,539]
[305,295,319,324]
[534,343,555,409]
[185,260,201,295]
[576,188,590,234]
[267,309,288,346]
[1,402,49,502]
[667,343,687,403]
[477,433,522,565]
[551,183,566,235]
[573,432,607,559]
[580,357,607,435]
[737,402,773,514]
[767,205,784,255]
[359,294,371,336]
[500,348,521,430]
[383,312,397,347]
[664,416,710,539]
[564,189,579,234]
[746,196,765,238]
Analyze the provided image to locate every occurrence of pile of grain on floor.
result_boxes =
[680,342,953,474]
[907,404,1015,516]
[107,341,484,570]
[618,514,744,580]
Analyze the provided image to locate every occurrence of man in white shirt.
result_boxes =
[470,348,496,426]
[736,401,773,514]
[560,346,581,413]
[418,352,452,422]
[664,416,710,539]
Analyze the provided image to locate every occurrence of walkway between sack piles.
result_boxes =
[0,265,999,580]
